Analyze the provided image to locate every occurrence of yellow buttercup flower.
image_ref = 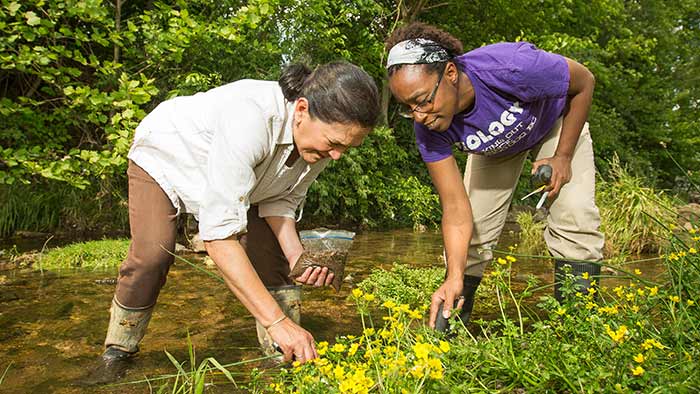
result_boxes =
[331,343,346,353]
[363,293,375,302]
[634,269,642,275]
[581,272,589,280]
[348,343,360,356]
[382,300,396,309]
[687,300,695,306]
[439,341,450,353]
[631,366,645,376]
[496,257,507,265]
[648,286,659,296]
[641,338,664,350]
[689,247,697,254]
[352,288,364,298]
[605,324,628,343]
[555,307,567,316]
[506,255,516,263]
[669,295,680,303]
[633,353,645,363]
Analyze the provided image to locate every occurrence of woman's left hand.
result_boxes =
[532,155,572,199]
[290,252,335,287]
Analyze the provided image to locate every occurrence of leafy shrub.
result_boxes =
[39,238,129,270]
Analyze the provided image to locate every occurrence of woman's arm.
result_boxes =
[205,236,318,361]
[532,57,595,197]
[265,216,334,287]
[426,155,474,328]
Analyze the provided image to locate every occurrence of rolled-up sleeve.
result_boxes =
[198,101,270,240]
[257,159,330,219]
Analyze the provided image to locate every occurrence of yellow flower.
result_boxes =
[352,288,364,298]
[631,366,645,376]
[506,255,517,263]
[585,301,596,310]
[633,353,645,363]
[363,293,375,302]
[348,343,360,356]
[363,328,375,336]
[641,338,664,350]
[687,300,695,306]
[382,300,396,309]
[333,365,345,379]
[693,236,700,241]
[605,324,628,343]
[648,286,659,296]
[631,305,640,313]
[438,341,451,353]
[331,343,346,353]
[689,247,697,254]
[679,251,687,257]
[588,287,597,295]
[634,269,642,275]
[555,307,567,316]
[408,309,422,319]
[669,295,680,303]
[496,257,507,265]
[581,272,589,280]
[613,286,625,297]
[413,342,432,360]
[690,228,697,234]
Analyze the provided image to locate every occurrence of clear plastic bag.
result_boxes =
[289,228,355,291]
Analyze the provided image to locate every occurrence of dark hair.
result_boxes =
[278,61,380,129]
[385,22,464,77]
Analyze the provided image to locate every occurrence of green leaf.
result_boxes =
[24,11,40,26]
[7,2,20,15]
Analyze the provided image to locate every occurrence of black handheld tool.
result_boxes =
[531,164,553,189]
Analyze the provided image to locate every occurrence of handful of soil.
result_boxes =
[289,250,347,291]
[288,228,355,292]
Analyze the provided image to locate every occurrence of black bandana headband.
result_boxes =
[386,38,450,68]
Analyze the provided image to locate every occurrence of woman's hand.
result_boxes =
[290,252,335,287]
[428,276,464,329]
[267,317,318,363]
[532,155,572,199]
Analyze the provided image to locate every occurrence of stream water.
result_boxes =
[0,229,666,393]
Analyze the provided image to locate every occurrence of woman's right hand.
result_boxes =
[267,317,318,363]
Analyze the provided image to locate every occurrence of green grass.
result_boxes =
[38,239,130,270]
[514,210,548,257]
[597,155,677,257]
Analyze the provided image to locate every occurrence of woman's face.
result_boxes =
[388,63,460,132]
[292,98,369,164]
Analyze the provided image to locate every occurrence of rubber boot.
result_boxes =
[255,285,302,357]
[81,298,153,385]
[435,275,481,333]
[554,260,601,301]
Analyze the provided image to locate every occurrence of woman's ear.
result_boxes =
[446,62,459,86]
[294,97,309,125]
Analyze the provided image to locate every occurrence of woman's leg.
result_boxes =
[106,161,178,353]
[463,151,529,278]
[531,120,605,299]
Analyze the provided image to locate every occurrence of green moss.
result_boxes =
[38,239,130,270]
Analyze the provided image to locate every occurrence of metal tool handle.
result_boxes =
[531,164,552,189]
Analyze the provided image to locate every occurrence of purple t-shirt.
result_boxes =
[414,42,570,162]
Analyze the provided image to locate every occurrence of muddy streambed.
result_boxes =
[0,229,665,393]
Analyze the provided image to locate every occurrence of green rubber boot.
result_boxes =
[554,260,601,301]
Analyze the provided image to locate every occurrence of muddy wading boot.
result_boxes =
[82,298,153,385]
[435,275,481,334]
[554,260,601,302]
[256,285,302,359]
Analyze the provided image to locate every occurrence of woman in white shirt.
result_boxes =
[94,61,380,379]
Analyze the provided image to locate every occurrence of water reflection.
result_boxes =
[0,229,667,393]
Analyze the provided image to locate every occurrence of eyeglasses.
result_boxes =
[398,63,447,119]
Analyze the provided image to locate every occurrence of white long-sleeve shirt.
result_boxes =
[128,79,329,241]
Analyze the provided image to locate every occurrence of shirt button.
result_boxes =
[239,196,245,202]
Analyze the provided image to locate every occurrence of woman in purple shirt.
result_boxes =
[386,23,604,331]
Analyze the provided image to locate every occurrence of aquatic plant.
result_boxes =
[38,239,129,270]
[597,155,677,256]
[514,210,548,257]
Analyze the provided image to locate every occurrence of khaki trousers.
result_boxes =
[463,118,605,277]
[115,161,291,309]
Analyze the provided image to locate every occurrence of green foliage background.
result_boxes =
[1,0,698,236]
